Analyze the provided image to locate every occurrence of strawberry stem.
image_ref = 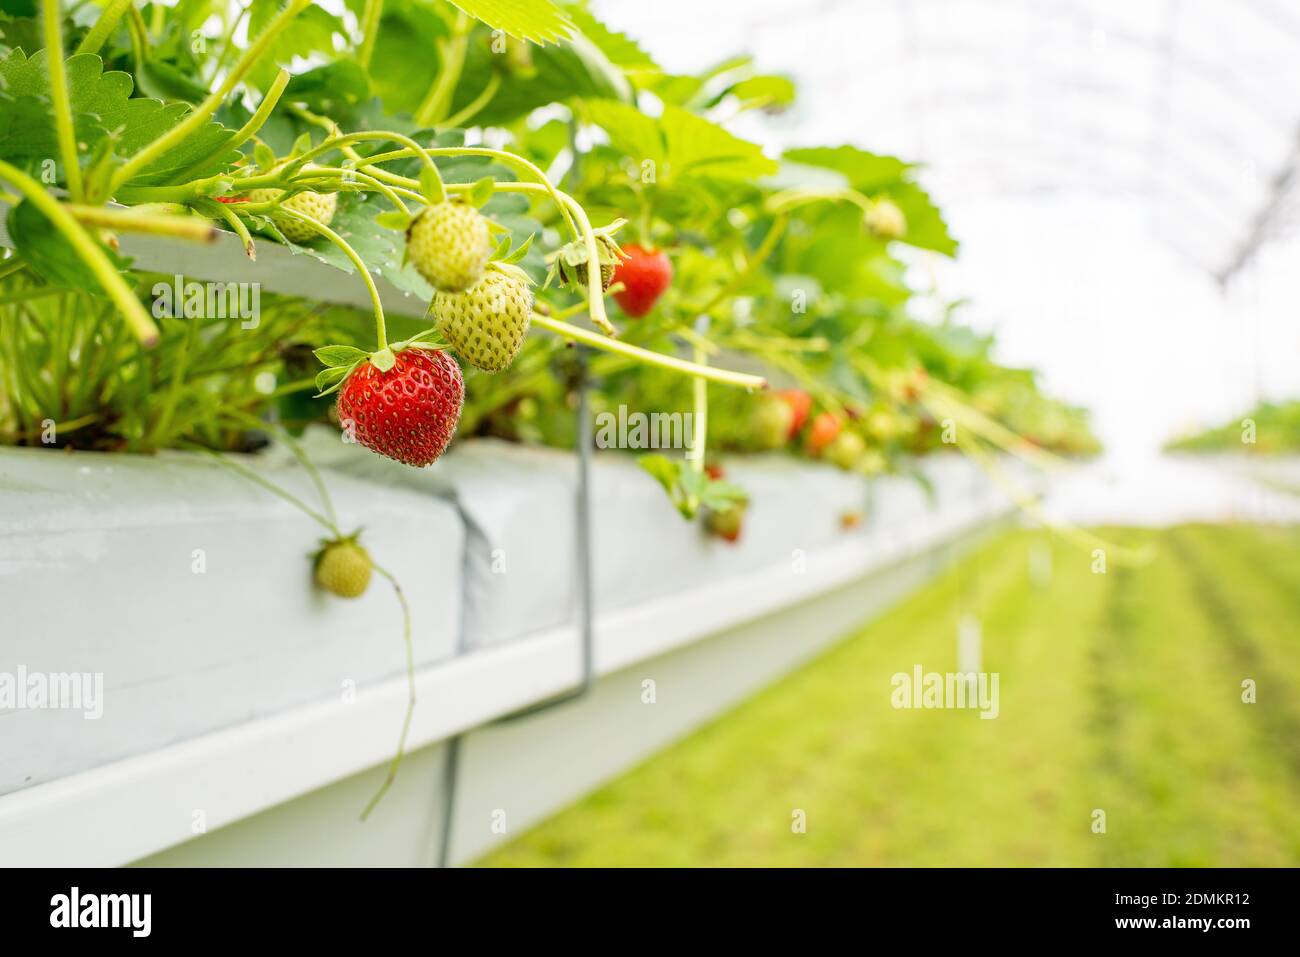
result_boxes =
[531,312,766,390]
[62,204,218,242]
[43,0,83,202]
[0,160,159,346]
[170,69,292,185]
[75,0,133,56]
[110,0,315,195]
[319,144,615,334]
[360,561,415,821]
[356,0,383,69]
[277,207,388,352]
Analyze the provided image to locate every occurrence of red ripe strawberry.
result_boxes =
[611,244,672,318]
[337,348,464,467]
[704,463,726,481]
[775,389,812,438]
[806,412,842,455]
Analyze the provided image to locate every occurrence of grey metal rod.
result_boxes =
[436,346,596,866]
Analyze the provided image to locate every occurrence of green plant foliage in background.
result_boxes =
[0,0,1099,485]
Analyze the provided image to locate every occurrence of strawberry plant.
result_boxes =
[0,0,1110,806]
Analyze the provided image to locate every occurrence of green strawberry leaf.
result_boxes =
[580,99,776,182]
[314,344,369,368]
[253,142,278,173]
[499,231,535,265]
[374,209,413,231]
[488,232,512,261]
[565,6,658,76]
[314,364,353,397]
[638,453,682,496]
[283,60,372,110]
[418,165,446,205]
[782,145,957,255]
[466,175,495,208]
[446,0,573,44]
[5,197,133,287]
[246,0,346,91]
[698,477,749,510]
[638,453,749,518]
[0,49,240,187]
[783,145,912,191]
[580,98,665,169]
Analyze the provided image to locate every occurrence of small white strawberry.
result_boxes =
[407,201,493,292]
[432,263,534,373]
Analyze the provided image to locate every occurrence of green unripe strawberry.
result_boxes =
[314,536,372,599]
[865,407,897,442]
[752,396,795,449]
[407,201,493,292]
[859,448,887,476]
[866,198,906,240]
[246,165,338,244]
[825,431,866,471]
[433,263,533,373]
[705,502,746,543]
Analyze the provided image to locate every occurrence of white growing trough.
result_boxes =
[0,219,1046,866]
[0,433,1042,867]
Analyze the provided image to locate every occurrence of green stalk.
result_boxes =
[277,207,387,352]
[275,130,441,181]
[438,72,501,130]
[0,256,26,282]
[196,446,338,533]
[198,197,257,258]
[414,9,471,126]
[43,0,84,202]
[284,165,414,213]
[531,312,765,390]
[0,160,159,345]
[75,0,133,55]
[173,69,292,183]
[109,0,313,194]
[356,0,383,69]
[765,186,874,217]
[147,314,197,446]
[203,2,250,85]
[366,146,579,237]
[63,203,218,241]
[342,144,614,333]
[359,562,414,822]
[688,214,788,315]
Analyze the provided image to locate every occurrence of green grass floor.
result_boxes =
[479,524,1300,867]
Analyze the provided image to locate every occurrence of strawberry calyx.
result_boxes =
[312,530,373,600]
[312,336,445,397]
[544,219,628,292]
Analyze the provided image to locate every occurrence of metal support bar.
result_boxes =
[435,346,596,867]
[1217,126,1300,286]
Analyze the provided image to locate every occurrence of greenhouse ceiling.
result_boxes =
[596,0,1300,284]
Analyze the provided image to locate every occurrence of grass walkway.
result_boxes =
[480,525,1300,867]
